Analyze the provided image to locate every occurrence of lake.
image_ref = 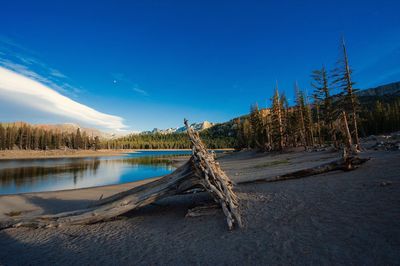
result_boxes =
[0,150,196,195]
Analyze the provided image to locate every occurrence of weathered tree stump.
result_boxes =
[0,120,242,230]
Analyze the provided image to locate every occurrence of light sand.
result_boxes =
[0,149,233,160]
[0,149,399,265]
[0,177,160,220]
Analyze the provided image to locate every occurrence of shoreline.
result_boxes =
[0,159,189,197]
[0,176,160,200]
[0,149,399,264]
[0,148,234,160]
[0,149,134,160]
[0,176,162,220]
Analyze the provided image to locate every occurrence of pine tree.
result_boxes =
[234,118,246,149]
[249,103,264,149]
[280,92,290,145]
[271,87,284,150]
[94,136,101,150]
[74,128,82,149]
[295,83,307,148]
[304,91,315,147]
[311,65,335,143]
[313,93,322,145]
[0,125,5,150]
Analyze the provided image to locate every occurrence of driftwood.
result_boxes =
[1,120,242,230]
[239,156,369,184]
[185,204,221,218]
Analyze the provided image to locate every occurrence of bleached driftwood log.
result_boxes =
[0,120,242,230]
[239,156,369,184]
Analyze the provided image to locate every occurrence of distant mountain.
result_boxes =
[36,123,116,139]
[352,81,400,107]
[186,121,214,131]
[142,121,214,135]
[355,81,400,97]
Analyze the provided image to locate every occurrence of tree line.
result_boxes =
[234,38,400,151]
[0,123,234,150]
[102,130,235,149]
[360,99,400,136]
[0,124,101,150]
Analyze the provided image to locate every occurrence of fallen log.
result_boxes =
[239,156,370,184]
[0,120,242,230]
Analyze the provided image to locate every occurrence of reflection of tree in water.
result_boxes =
[117,155,180,166]
[97,157,176,172]
[73,172,78,185]
[0,155,181,189]
[0,159,101,188]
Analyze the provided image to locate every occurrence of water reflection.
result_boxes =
[0,151,191,195]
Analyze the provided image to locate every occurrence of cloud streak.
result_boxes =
[0,36,81,97]
[0,66,127,131]
[133,87,148,96]
[111,72,149,96]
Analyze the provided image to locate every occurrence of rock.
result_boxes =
[380,181,392,187]
[365,135,377,141]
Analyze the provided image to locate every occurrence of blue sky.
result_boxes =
[0,0,399,132]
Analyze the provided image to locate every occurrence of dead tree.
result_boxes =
[341,39,361,149]
[341,111,359,170]
[333,38,361,150]
[1,120,242,230]
[239,112,368,184]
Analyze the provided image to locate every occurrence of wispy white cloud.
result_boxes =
[0,36,79,97]
[0,66,127,131]
[0,59,74,96]
[132,86,149,96]
[111,72,149,96]
[0,36,34,55]
[49,68,67,78]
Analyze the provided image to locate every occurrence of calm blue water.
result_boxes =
[0,150,195,195]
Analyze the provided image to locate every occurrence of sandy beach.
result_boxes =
[0,149,233,160]
[0,149,399,265]
[0,149,135,160]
